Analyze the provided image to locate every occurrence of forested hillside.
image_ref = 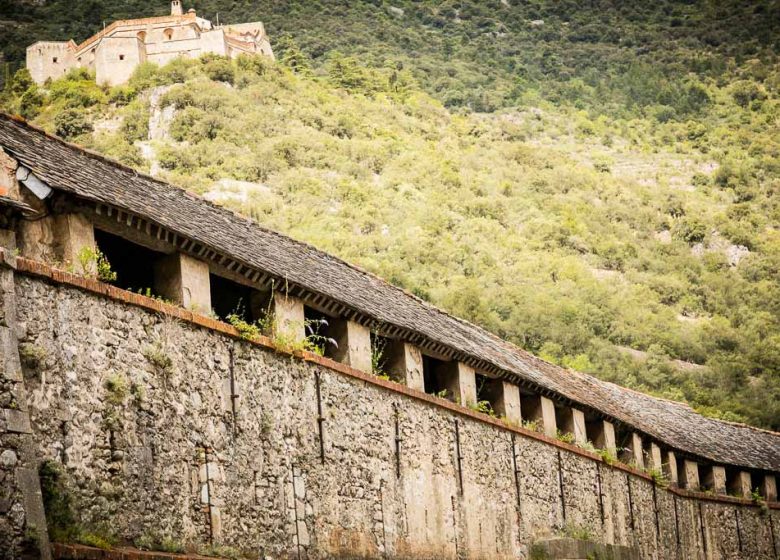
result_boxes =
[1,0,779,430]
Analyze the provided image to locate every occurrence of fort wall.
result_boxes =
[25,4,273,86]
[2,259,778,559]
[25,42,75,85]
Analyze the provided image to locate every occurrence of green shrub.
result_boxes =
[54,109,93,140]
[203,57,235,85]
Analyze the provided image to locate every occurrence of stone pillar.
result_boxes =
[702,465,726,494]
[728,471,752,498]
[591,420,617,455]
[648,443,663,471]
[679,460,700,491]
[0,249,52,559]
[330,319,372,373]
[558,407,587,444]
[386,340,424,391]
[680,460,701,491]
[55,212,96,272]
[521,394,557,438]
[272,293,305,342]
[759,474,777,502]
[440,361,476,407]
[663,450,679,487]
[0,148,19,198]
[620,433,644,469]
[490,380,522,426]
[153,252,212,312]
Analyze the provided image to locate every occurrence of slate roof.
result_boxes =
[0,113,778,473]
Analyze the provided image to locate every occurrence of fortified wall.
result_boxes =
[0,113,778,560]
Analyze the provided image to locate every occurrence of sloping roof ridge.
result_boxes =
[0,113,463,320]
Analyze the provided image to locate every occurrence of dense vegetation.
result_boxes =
[1,1,778,430]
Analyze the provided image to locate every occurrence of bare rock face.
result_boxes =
[690,231,749,266]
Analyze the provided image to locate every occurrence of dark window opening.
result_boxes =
[94,229,164,296]
[210,273,268,323]
[554,406,568,435]
[699,465,714,491]
[756,473,772,499]
[303,306,337,357]
[370,332,391,378]
[519,393,546,428]
[475,373,500,415]
[52,57,58,63]
[585,419,602,447]
[119,54,125,61]
[614,427,634,463]
[422,355,448,397]
[676,455,689,487]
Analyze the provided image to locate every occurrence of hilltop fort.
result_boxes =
[25,1,273,86]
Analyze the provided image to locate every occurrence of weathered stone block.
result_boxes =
[590,420,617,455]
[489,379,522,426]
[620,432,644,469]
[648,442,663,470]
[759,474,777,501]
[521,394,557,437]
[386,340,424,392]
[330,319,371,373]
[2,409,31,434]
[439,361,476,407]
[0,327,22,382]
[272,293,305,342]
[702,465,726,494]
[532,537,639,560]
[55,212,95,272]
[154,252,212,312]
[679,459,700,490]
[16,467,52,560]
[663,450,679,486]
[728,471,751,498]
[558,407,586,444]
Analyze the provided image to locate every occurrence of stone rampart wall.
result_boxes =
[3,267,780,560]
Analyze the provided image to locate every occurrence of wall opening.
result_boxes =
[137,31,147,43]
[370,332,391,378]
[94,229,164,296]
[164,28,174,41]
[699,464,716,492]
[210,273,269,324]
[422,354,448,398]
[119,54,125,61]
[585,417,603,447]
[756,473,774,500]
[475,374,502,416]
[303,306,338,357]
[52,57,58,64]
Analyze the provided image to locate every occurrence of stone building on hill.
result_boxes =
[25,1,273,86]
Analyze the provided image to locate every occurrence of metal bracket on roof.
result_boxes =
[16,165,52,200]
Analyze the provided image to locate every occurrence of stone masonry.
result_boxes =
[1,270,777,559]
